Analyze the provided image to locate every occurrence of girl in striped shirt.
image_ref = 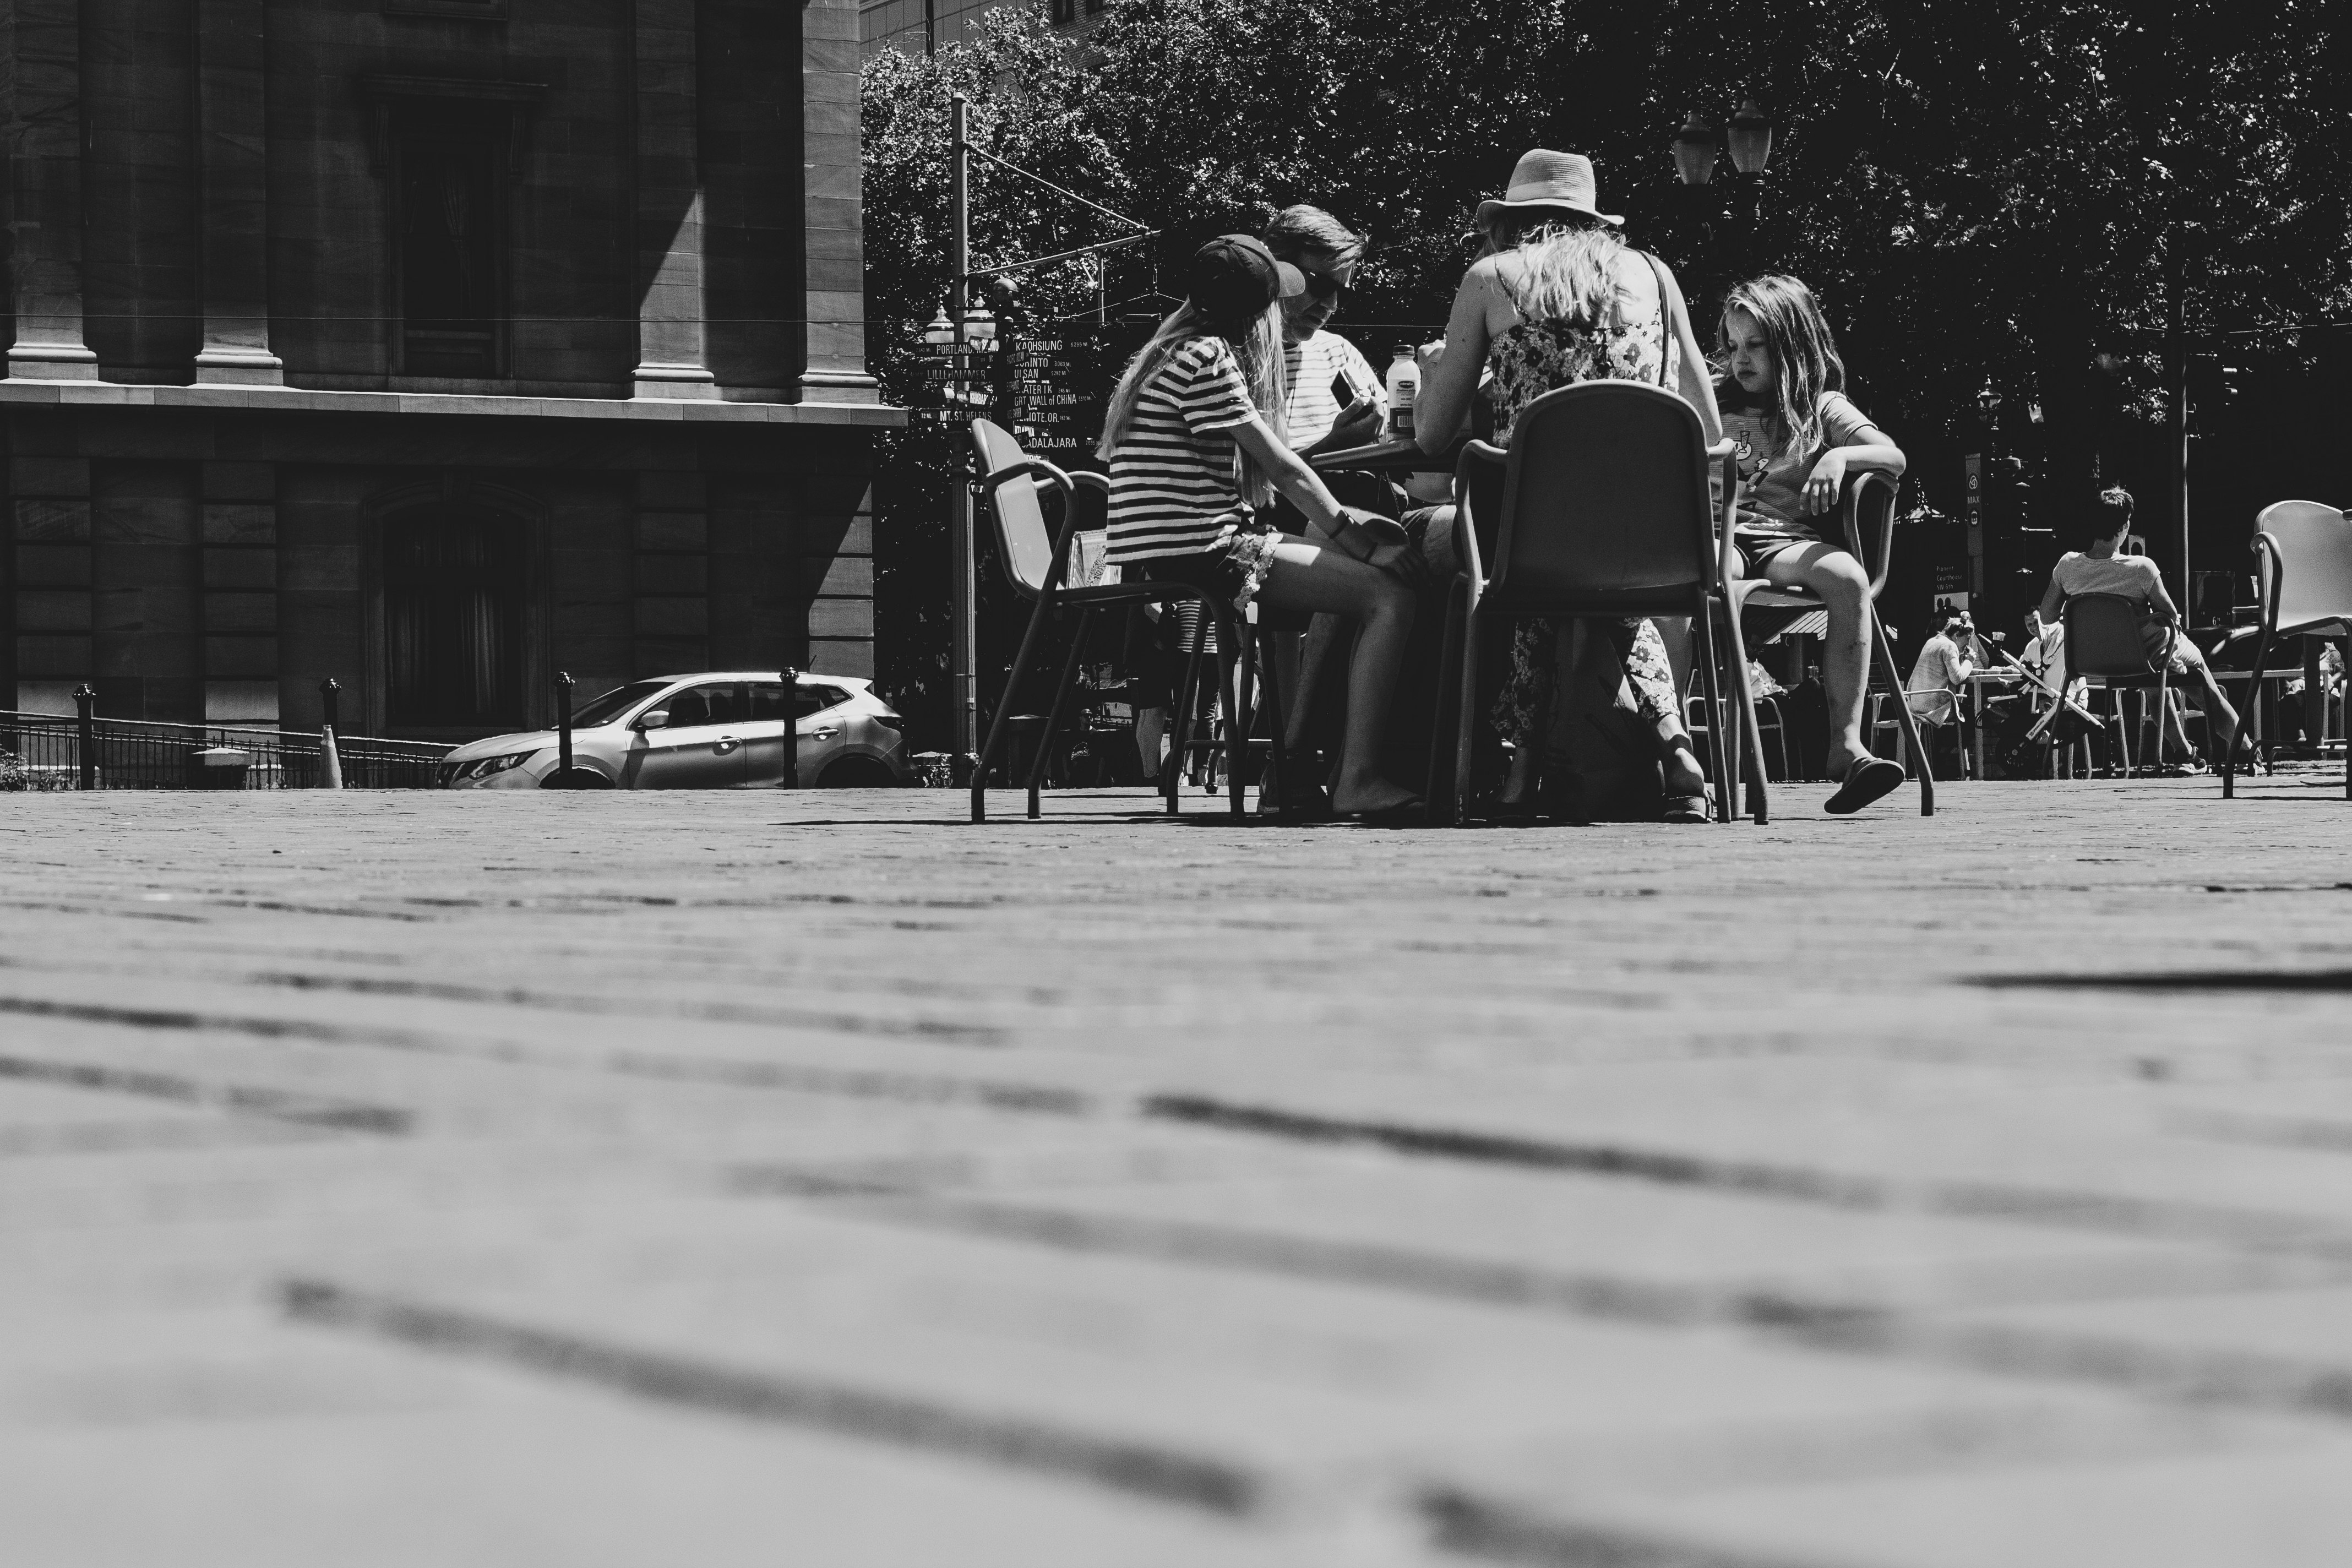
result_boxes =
[1097,234,1422,819]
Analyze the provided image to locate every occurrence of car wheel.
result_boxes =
[540,767,614,790]
[815,755,900,789]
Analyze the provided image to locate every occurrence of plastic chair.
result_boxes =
[1718,471,1933,818]
[2060,594,2169,778]
[967,419,1284,823]
[2230,500,2352,799]
[1432,382,1742,825]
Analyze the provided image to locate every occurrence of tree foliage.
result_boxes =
[864,0,2352,737]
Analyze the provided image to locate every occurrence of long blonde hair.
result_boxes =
[1097,301,1288,505]
[1483,213,1627,331]
[1718,275,1847,454]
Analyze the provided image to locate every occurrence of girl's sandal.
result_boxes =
[1661,791,1713,824]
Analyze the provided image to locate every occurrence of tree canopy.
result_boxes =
[863,0,2352,734]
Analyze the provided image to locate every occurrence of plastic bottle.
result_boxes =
[1385,346,1417,440]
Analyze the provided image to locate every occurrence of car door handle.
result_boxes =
[713,735,739,754]
[808,726,839,742]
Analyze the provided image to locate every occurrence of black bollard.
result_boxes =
[555,671,575,780]
[782,666,799,789]
[318,677,345,790]
[73,683,95,791]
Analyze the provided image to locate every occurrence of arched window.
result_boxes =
[382,505,527,727]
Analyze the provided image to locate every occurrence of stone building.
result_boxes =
[1,0,896,739]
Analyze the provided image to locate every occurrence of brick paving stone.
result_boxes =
[2,776,2350,1565]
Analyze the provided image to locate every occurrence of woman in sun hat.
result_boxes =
[1409,149,1724,822]
[1097,233,1425,820]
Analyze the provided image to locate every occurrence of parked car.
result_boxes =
[437,672,908,790]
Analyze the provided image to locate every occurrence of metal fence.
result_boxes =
[0,710,453,791]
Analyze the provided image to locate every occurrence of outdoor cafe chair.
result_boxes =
[2055,592,2217,781]
[966,418,1286,824]
[2226,500,2352,799]
[1434,381,1746,826]
[1716,469,1933,819]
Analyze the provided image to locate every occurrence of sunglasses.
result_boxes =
[1300,269,1346,300]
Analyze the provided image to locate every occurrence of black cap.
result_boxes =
[1186,235,1305,325]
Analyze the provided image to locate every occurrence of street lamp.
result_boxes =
[922,304,956,351]
[1673,114,1718,186]
[1726,100,1773,176]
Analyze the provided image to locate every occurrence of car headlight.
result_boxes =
[461,749,540,780]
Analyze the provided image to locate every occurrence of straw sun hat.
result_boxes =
[1474,149,1624,229]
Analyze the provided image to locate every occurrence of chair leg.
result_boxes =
[973,586,1058,824]
[1693,604,1733,823]
[1426,578,1466,820]
[1169,616,1208,816]
[1449,592,1483,827]
[1868,611,1934,816]
[1228,613,1252,820]
[1213,612,1244,820]
[1251,624,1292,819]
[1025,608,1093,819]
[2234,622,2273,798]
[1717,606,1769,825]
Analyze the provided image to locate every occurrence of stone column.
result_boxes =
[192,0,282,385]
[0,0,100,380]
[630,0,716,399]
[796,0,876,404]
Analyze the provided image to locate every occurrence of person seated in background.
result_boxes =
[1905,611,1975,727]
[1717,275,1911,813]
[2039,486,2242,767]
[1265,206,1387,456]
[2021,607,2065,693]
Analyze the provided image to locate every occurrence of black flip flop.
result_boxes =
[1823,757,1905,815]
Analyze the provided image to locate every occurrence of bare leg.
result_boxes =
[2180,655,2241,753]
[1750,541,1874,778]
[1134,705,1165,780]
[1255,537,1418,814]
[1287,613,1347,754]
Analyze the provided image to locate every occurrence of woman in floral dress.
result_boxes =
[1412,150,1724,820]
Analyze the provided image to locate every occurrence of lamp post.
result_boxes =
[1672,102,1773,307]
[948,92,976,774]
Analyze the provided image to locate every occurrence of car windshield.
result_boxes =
[567,680,672,729]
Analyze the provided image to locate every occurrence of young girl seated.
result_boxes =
[1098,235,1423,820]
[1718,274,1911,813]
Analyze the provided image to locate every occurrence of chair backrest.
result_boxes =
[1845,471,1899,598]
[2253,500,2352,635]
[2062,593,2159,679]
[970,418,1058,596]
[1484,382,1714,610]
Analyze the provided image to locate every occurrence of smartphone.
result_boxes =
[1330,372,1359,409]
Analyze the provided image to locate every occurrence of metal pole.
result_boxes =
[318,677,344,790]
[2167,232,2191,609]
[555,671,575,780]
[782,666,800,788]
[73,683,95,791]
[950,93,978,771]
[924,0,935,55]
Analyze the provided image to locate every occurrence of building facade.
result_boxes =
[1,0,896,740]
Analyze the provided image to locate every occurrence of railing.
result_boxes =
[0,710,453,791]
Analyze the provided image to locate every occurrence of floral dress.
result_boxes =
[1485,264,1683,744]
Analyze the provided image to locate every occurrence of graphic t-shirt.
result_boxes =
[1281,330,1383,453]
[1720,388,1877,543]
[1103,336,1260,564]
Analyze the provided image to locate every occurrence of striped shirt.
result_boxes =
[1104,336,1260,563]
[1281,330,1382,451]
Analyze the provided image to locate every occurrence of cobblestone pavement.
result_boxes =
[5,774,2352,1566]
